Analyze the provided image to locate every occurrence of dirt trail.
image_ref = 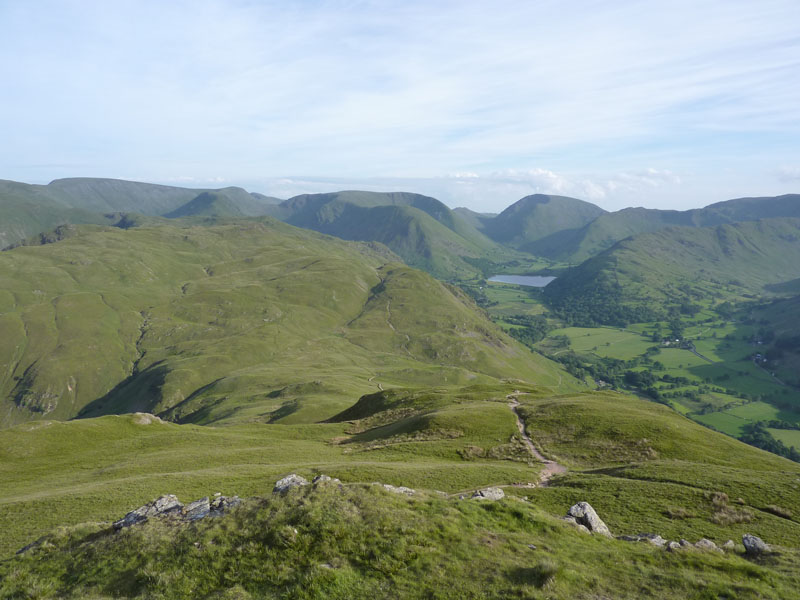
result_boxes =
[507,395,566,486]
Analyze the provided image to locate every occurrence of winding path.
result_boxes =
[507,394,566,486]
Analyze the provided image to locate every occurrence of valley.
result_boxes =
[1,178,799,598]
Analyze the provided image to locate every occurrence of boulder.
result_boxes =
[742,534,769,556]
[666,541,682,551]
[471,487,505,501]
[183,497,211,521]
[567,502,612,537]
[694,538,719,551]
[562,516,590,533]
[618,533,666,547]
[383,484,415,496]
[312,474,341,485]
[113,494,182,530]
[273,474,309,494]
[722,540,736,551]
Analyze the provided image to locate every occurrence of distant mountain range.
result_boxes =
[2,177,799,282]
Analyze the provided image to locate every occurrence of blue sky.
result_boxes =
[1,0,799,211]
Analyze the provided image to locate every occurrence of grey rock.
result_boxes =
[183,497,211,521]
[694,538,719,551]
[383,484,415,496]
[471,487,505,501]
[722,540,736,551]
[312,474,341,485]
[562,516,590,533]
[567,502,612,537]
[618,533,666,547]
[627,534,664,546]
[679,539,692,547]
[113,494,183,530]
[742,534,769,556]
[273,474,309,494]
[667,541,682,551]
[210,495,241,513]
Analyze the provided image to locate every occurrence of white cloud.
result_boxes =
[1,1,799,207]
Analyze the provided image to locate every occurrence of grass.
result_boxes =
[5,483,800,599]
[3,386,800,597]
[0,222,572,428]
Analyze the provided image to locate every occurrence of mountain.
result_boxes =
[529,194,800,263]
[272,191,512,279]
[0,220,570,428]
[544,218,800,325]
[0,178,283,247]
[480,194,607,250]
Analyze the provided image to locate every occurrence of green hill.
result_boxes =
[0,178,283,247]
[0,220,570,428]
[481,194,607,250]
[528,194,800,264]
[544,218,800,325]
[275,191,513,279]
[1,386,798,596]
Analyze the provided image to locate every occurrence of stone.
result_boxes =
[273,474,309,494]
[667,541,682,551]
[722,540,736,551]
[183,497,211,521]
[694,538,719,551]
[210,495,241,513]
[383,484,415,496]
[312,474,341,485]
[617,533,666,546]
[742,534,769,556]
[567,502,612,537]
[471,487,505,501]
[679,539,692,548]
[113,494,182,530]
[562,516,590,533]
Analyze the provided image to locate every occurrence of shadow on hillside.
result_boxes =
[75,362,169,420]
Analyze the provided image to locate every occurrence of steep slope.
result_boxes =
[163,191,246,218]
[530,194,800,263]
[481,194,607,249]
[0,220,570,428]
[544,218,800,325]
[276,191,510,279]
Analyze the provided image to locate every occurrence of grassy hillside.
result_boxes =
[0,220,569,428]
[0,178,283,247]
[544,218,800,326]
[1,386,798,596]
[276,191,515,279]
[526,194,800,264]
[481,194,606,250]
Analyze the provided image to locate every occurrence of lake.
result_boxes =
[487,275,556,287]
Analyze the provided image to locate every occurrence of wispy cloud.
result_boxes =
[1,0,799,209]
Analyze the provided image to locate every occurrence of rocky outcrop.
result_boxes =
[273,474,309,494]
[561,516,590,533]
[566,502,611,537]
[113,494,183,530]
[112,493,241,531]
[742,534,769,556]
[471,487,504,501]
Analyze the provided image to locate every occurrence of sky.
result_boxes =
[1,0,799,212]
